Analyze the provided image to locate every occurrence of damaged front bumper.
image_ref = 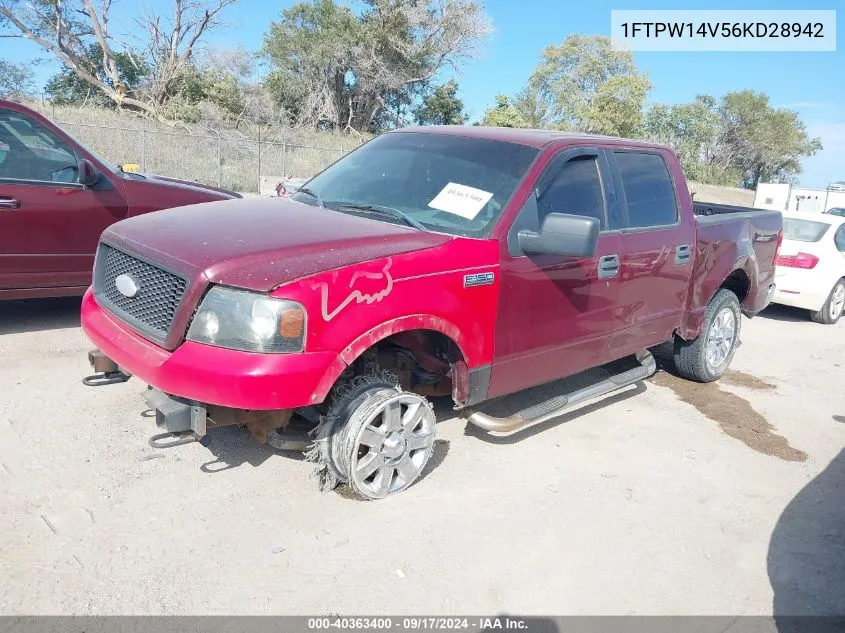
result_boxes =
[80,288,342,410]
[144,388,209,436]
[141,387,300,445]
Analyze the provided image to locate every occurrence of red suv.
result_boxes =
[0,99,238,300]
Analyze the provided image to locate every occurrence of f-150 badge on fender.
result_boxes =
[464,272,495,288]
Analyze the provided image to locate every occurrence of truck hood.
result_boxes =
[103,197,452,292]
[121,171,240,199]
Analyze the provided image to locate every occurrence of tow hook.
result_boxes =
[148,431,202,449]
[83,349,131,386]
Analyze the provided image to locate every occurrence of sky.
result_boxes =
[2,0,843,188]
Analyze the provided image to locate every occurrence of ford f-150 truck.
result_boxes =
[0,99,238,300]
[81,127,782,499]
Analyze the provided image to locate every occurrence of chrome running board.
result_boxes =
[464,351,656,434]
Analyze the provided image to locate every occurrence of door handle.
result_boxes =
[0,198,20,210]
[675,244,691,264]
[598,254,620,279]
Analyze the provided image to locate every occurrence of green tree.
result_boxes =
[511,85,549,128]
[642,91,821,188]
[1,0,238,116]
[45,45,149,107]
[641,94,738,185]
[263,0,490,132]
[0,59,35,99]
[525,34,651,137]
[414,80,467,126]
[718,90,822,188]
[160,65,246,123]
[478,95,527,128]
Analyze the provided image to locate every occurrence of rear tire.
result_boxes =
[810,279,845,325]
[673,289,741,383]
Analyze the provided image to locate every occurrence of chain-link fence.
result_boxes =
[55,119,360,195]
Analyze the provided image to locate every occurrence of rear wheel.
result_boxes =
[810,279,845,325]
[673,289,741,383]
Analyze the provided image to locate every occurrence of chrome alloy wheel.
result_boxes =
[706,307,737,373]
[344,391,436,499]
[830,283,845,320]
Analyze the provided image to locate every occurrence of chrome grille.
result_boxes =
[93,243,188,343]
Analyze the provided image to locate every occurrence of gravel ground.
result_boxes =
[0,298,842,616]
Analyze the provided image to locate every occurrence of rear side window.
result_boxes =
[615,152,678,228]
[835,226,845,252]
[537,156,606,229]
[783,218,830,242]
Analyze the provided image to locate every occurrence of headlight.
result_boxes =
[186,286,306,353]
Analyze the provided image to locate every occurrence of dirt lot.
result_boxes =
[0,298,843,616]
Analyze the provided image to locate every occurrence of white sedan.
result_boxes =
[772,211,845,324]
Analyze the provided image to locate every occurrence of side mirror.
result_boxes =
[78,158,101,187]
[518,213,600,257]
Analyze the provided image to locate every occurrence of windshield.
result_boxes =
[290,132,539,237]
[783,218,830,242]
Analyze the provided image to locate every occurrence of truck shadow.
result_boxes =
[0,297,82,335]
[416,439,451,485]
[757,304,811,323]
[197,425,295,473]
[767,449,845,623]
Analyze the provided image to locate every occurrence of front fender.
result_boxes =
[269,238,501,403]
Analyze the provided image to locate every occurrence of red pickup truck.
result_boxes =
[81,127,782,499]
[0,99,238,299]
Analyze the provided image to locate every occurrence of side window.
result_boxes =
[537,156,606,229]
[835,226,845,252]
[0,109,79,184]
[615,151,678,228]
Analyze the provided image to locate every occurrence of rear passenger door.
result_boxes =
[605,149,696,361]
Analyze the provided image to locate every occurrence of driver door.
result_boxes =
[0,107,127,292]
[488,147,623,398]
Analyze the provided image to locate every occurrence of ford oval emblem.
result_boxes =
[114,273,140,298]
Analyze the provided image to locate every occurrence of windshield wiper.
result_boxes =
[333,203,427,231]
[295,186,324,208]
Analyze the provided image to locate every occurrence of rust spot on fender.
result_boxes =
[651,371,805,462]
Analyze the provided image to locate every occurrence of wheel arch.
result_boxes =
[718,267,751,303]
[678,260,756,340]
[310,315,472,406]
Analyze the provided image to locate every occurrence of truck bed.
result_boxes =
[693,201,782,232]
[694,201,770,218]
[685,201,782,330]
